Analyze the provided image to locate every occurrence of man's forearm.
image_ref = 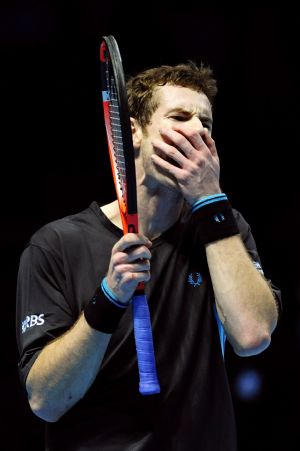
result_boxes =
[206,235,278,356]
[26,314,111,422]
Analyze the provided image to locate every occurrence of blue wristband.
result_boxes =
[101,277,130,308]
[84,278,129,333]
[191,194,240,245]
[191,193,228,213]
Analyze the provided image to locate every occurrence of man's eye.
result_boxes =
[170,115,187,121]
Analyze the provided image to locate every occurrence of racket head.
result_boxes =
[100,35,138,234]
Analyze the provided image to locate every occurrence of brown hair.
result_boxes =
[126,61,217,128]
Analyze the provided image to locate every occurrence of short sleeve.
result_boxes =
[16,244,75,387]
[234,209,282,314]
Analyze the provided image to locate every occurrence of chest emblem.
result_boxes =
[188,272,203,287]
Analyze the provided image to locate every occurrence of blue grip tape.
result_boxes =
[132,294,160,395]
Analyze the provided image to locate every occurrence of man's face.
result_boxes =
[133,84,213,192]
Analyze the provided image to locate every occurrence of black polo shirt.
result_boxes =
[16,201,281,450]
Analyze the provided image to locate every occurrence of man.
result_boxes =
[16,62,280,450]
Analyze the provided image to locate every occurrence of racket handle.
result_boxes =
[132,294,160,395]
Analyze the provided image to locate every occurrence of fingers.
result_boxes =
[151,127,220,178]
[112,233,152,253]
[112,233,152,275]
[166,126,206,154]
[151,128,212,167]
[115,247,152,264]
[106,233,152,303]
[202,129,218,157]
[152,138,187,167]
[157,127,218,159]
[151,127,205,179]
[151,152,183,179]
[151,129,197,177]
[152,130,196,165]
[151,127,221,205]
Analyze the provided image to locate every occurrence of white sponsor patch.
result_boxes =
[21,314,45,334]
[253,260,264,275]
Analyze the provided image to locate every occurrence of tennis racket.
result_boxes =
[100,35,160,395]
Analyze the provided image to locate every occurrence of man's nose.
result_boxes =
[191,116,204,133]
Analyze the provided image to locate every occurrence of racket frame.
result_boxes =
[99,35,160,395]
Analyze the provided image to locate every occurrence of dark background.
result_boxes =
[1,3,300,450]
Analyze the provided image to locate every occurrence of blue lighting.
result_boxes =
[234,369,263,401]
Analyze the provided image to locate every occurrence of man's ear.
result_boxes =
[130,117,143,148]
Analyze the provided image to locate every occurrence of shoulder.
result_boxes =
[27,202,101,254]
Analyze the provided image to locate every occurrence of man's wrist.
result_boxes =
[187,191,223,207]
[101,277,130,308]
[84,278,130,333]
[191,193,228,213]
[191,193,240,245]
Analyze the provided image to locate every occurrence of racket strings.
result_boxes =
[106,67,127,205]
